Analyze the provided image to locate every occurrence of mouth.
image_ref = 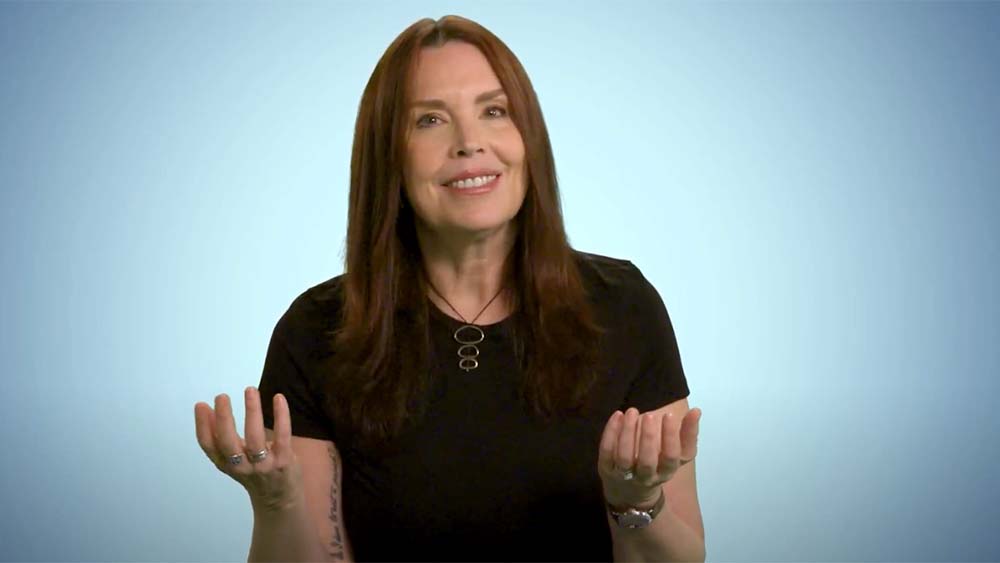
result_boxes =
[440,173,501,195]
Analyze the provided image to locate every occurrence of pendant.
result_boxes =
[454,324,485,372]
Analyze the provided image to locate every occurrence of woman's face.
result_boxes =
[403,41,527,240]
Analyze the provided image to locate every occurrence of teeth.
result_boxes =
[447,174,497,189]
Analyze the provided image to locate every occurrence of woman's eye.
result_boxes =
[416,114,440,128]
[486,106,508,118]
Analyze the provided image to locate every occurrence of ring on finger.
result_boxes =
[227,452,245,466]
[619,467,635,481]
[249,448,269,463]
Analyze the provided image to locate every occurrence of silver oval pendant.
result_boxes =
[454,325,485,344]
[457,343,480,371]
[454,324,485,371]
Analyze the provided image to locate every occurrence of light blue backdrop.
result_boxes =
[1,1,997,561]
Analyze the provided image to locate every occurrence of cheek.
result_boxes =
[503,144,527,189]
[495,132,526,168]
[406,141,440,180]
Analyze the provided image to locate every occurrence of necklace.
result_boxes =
[426,281,505,372]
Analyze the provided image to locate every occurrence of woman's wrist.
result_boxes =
[250,486,306,516]
[604,485,663,510]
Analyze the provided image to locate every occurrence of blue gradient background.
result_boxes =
[1,1,997,561]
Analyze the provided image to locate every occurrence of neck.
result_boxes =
[417,221,516,324]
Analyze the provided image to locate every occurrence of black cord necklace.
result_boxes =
[426,281,505,372]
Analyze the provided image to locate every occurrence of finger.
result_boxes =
[214,394,245,468]
[272,393,291,460]
[616,407,640,470]
[635,412,662,482]
[667,412,683,460]
[680,408,701,461]
[244,386,268,464]
[598,411,624,475]
[194,402,221,465]
[658,411,682,472]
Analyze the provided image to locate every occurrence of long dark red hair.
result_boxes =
[329,15,604,453]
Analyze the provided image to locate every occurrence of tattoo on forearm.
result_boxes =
[326,444,346,561]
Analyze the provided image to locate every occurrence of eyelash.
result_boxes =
[415,106,508,128]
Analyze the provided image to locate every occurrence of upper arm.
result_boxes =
[646,397,705,541]
[266,429,353,562]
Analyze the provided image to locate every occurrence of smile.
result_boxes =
[443,174,500,195]
[446,174,498,189]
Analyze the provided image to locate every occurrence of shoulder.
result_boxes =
[573,250,635,284]
[290,273,346,315]
[273,273,347,351]
[572,249,655,306]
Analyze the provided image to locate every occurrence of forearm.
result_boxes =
[248,496,332,563]
[608,503,706,563]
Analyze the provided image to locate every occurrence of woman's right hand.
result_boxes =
[194,387,304,513]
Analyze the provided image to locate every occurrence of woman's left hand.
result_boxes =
[597,406,702,508]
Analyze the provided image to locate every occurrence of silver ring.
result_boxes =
[249,448,269,463]
[621,469,635,481]
[227,453,245,466]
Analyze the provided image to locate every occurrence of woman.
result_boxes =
[194,15,705,562]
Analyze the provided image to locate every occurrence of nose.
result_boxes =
[450,116,484,158]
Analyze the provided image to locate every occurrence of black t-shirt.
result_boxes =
[258,250,690,562]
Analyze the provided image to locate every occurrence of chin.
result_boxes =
[449,216,517,237]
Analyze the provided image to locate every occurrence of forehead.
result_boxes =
[409,41,502,99]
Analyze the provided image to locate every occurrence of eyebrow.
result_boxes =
[410,88,507,110]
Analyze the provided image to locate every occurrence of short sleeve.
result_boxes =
[621,264,691,412]
[257,311,335,441]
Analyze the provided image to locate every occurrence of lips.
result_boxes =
[441,169,503,186]
[445,173,501,194]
